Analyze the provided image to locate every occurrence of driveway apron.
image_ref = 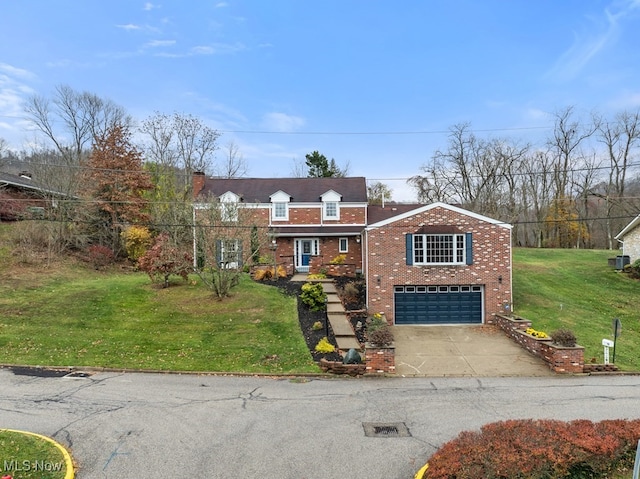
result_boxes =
[392,325,554,377]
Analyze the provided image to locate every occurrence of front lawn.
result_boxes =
[513,248,640,371]
[0,256,317,373]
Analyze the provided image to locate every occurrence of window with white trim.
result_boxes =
[413,233,466,265]
[273,202,288,220]
[339,237,348,253]
[324,201,338,219]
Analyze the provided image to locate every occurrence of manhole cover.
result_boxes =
[363,422,411,438]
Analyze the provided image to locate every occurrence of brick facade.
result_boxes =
[365,204,512,325]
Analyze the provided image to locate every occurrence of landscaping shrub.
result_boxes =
[366,312,394,346]
[137,233,192,287]
[87,244,115,269]
[312,321,323,331]
[425,418,640,479]
[551,328,578,347]
[300,282,327,311]
[329,254,346,264]
[121,225,152,261]
[340,281,360,303]
[253,265,287,281]
[314,337,335,353]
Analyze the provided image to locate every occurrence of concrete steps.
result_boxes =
[291,274,363,352]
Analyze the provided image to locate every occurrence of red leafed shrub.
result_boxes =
[426,418,640,479]
[138,233,193,288]
[87,244,115,269]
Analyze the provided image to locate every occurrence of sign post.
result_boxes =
[602,339,614,364]
[612,318,622,363]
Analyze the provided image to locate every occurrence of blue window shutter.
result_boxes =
[406,233,413,265]
[237,241,243,267]
[465,233,473,265]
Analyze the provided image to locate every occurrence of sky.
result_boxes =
[1,0,640,201]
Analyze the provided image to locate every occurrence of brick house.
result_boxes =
[0,171,59,221]
[364,202,512,326]
[193,174,513,326]
[615,214,640,264]
[193,173,367,275]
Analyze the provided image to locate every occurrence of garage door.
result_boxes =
[394,285,483,325]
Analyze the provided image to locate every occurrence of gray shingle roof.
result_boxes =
[198,177,368,203]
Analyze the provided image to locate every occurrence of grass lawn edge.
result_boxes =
[0,428,75,479]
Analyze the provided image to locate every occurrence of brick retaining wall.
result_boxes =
[495,314,584,374]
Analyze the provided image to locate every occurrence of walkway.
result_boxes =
[291,275,361,351]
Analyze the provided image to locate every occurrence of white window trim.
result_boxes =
[339,237,348,253]
[413,233,466,265]
[272,202,288,221]
[323,201,339,220]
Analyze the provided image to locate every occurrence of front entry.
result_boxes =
[294,238,319,273]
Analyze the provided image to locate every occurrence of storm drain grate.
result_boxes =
[63,371,92,378]
[363,422,411,438]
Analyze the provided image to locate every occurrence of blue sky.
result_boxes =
[1,0,640,200]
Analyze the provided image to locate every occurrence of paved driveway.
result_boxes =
[392,325,554,377]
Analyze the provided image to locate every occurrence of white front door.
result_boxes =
[295,238,319,272]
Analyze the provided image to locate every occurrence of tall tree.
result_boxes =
[82,124,154,253]
[22,85,130,255]
[595,109,640,248]
[217,140,248,178]
[140,112,221,246]
[305,151,348,177]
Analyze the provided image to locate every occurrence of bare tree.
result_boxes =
[217,140,248,178]
[595,109,640,248]
[140,112,221,246]
[22,86,130,256]
[193,197,268,299]
[367,181,393,205]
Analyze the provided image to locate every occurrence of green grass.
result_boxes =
[513,248,640,371]
[0,430,68,479]
[0,258,317,373]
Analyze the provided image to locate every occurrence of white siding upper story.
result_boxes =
[615,214,640,263]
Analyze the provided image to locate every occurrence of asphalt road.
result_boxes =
[1,369,639,479]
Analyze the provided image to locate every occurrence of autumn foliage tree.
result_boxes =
[82,124,154,254]
[138,233,193,288]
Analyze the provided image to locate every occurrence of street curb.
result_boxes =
[0,428,74,479]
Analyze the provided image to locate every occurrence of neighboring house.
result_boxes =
[364,202,512,326]
[0,171,51,220]
[192,174,513,326]
[615,214,640,264]
[193,173,368,275]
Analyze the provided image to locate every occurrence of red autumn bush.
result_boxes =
[425,418,640,479]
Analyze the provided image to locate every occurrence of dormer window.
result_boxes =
[324,201,338,219]
[321,190,341,221]
[219,191,240,222]
[270,190,291,221]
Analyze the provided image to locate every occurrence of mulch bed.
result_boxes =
[261,276,369,363]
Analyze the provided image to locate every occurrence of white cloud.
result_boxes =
[0,64,37,146]
[215,2,228,7]
[116,23,142,31]
[145,39,176,48]
[546,0,640,81]
[143,2,159,11]
[261,112,306,132]
[0,63,35,80]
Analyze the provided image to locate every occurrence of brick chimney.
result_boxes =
[193,172,205,199]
